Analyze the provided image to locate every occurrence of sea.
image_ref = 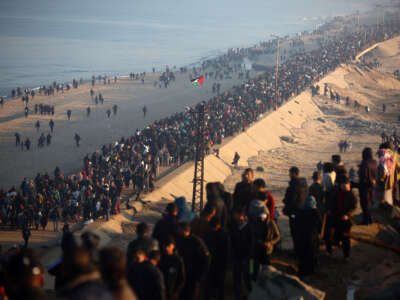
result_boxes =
[0,0,377,96]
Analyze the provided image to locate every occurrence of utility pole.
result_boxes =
[271,34,280,110]
[191,104,206,212]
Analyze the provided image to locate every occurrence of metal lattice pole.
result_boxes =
[191,104,206,212]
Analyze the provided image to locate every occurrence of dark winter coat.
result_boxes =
[294,208,322,244]
[159,253,185,300]
[153,215,180,246]
[233,181,253,210]
[326,188,357,218]
[204,229,229,276]
[127,261,166,300]
[309,182,325,213]
[230,221,253,261]
[177,234,210,282]
[57,272,114,300]
[282,177,308,216]
[205,195,228,231]
[358,159,378,190]
[252,218,280,258]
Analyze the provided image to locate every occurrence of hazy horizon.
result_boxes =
[0,0,378,95]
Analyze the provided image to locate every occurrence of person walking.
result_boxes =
[358,147,377,225]
[74,133,81,147]
[22,226,31,248]
[35,120,40,132]
[143,105,147,118]
[49,119,54,133]
[325,178,357,260]
[282,166,308,252]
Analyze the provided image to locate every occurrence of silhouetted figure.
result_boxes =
[25,138,31,150]
[143,106,147,118]
[74,133,81,147]
[35,120,40,132]
[15,132,21,147]
[49,119,54,133]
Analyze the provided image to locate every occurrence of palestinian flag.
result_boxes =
[190,75,204,87]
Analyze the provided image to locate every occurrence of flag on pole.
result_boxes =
[190,75,204,87]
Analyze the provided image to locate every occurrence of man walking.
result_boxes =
[282,166,308,252]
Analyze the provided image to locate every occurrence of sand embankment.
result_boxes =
[141,78,324,204]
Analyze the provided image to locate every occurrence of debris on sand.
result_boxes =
[280,136,296,143]
[249,266,325,300]
[335,117,397,134]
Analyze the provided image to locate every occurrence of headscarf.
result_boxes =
[174,197,196,223]
[378,148,394,176]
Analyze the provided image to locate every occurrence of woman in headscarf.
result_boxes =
[294,195,322,277]
[174,197,196,223]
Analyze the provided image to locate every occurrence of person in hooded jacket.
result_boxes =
[251,210,280,280]
[294,195,322,277]
[158,236,185,300]
[205,182,228,232]
[230,208,253,300]
[174,197,196,223]
[216,182,233,215]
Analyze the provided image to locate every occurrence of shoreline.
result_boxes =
[0,3,380,100]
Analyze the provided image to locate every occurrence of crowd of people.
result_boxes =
[1,11,399,232]
[0,13,399,300]
[1,137,399,300]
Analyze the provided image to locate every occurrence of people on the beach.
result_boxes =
[74,133,80,147]
[49,119,54,133]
